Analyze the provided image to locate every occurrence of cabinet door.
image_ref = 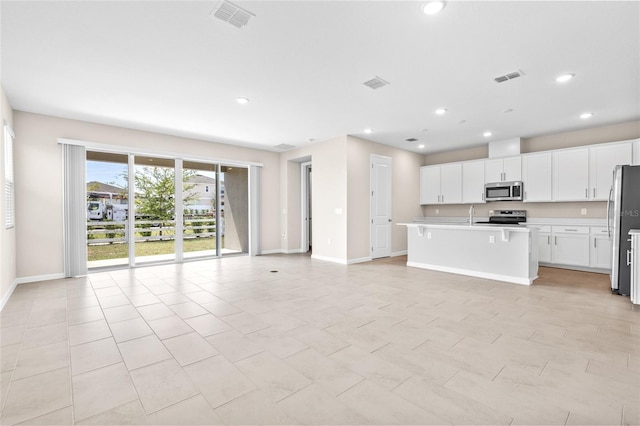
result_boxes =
[634,140,640,165]
[590,236,612,269]
[522,153,552,202]
[589,143,632,200]
[440,164,462,204]
[503,156,522,181]
[538,233,552,263]
[420,166,441,204]
[553,234,590,266]
[485,159,504,182]
[553,148,589,201]
[462,161,485,203]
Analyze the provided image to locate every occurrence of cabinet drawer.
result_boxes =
[552,226,589,234]
[590,226,609,235]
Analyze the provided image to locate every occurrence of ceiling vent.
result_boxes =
[273,144,295,151]
[405,138,418,142]
[363,76,390,90]
[493,70,524,83]
[211,1,255,29]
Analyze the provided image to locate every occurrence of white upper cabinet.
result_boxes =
[440,164,462,204]
[503,156,522,181]
[634,140,640,165]
[462,160,486,203]
[553,148,590,201]
[522,152,552,202]
[484,157,521,182]
[419,164,462,205]
[420,166,441,204]
[589,142,633,201]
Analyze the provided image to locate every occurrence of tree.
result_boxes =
[121,167,198,220]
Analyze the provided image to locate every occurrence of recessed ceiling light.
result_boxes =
[364,128,373,134]
[435,108,447,115]
[421,128,429,132]
[423,1,445,15]
[483,131,493,137]
[418,144,425,149]
[580,112,594,119]
[556,73,575,83]
[457,119,467,124]
[236,97,249,104]
[502,109,514,113]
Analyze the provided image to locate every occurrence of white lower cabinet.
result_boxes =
[590,227,612,269]
[538,232,552,263]
[533,224,612,271]
[550,226,590,267]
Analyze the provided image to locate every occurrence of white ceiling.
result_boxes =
[1,1,639,153]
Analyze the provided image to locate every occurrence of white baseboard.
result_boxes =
[406,261,534,286]
[260,248,307,255]
[16,273,66,285]
[347,257,371,264]
[391,250,407,257]
[260,249,284,255]
[0,279,18,312]
[311,254,348,265]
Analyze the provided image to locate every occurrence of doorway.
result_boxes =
[301,161,312,253]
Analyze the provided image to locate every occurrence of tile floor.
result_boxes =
[1,254,639,425]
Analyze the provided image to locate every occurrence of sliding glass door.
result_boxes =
[183,161,219,259]
[86,151,251,269]
[220,165,248,256]
[86,152,129,268]
[133,156,177,264]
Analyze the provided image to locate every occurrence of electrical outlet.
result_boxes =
[581,208,587,215]
[489,235,495,244]
[327,238,331,245]
[282,233,286,239]
[435,209,439,215]
[427,232,432,239]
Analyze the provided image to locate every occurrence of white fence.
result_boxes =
[87,218,217,245]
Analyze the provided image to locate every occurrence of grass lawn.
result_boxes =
[88,237,219,261]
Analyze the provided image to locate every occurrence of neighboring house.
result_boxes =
[183,174,225,214]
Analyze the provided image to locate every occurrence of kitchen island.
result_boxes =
[398,222,538,285]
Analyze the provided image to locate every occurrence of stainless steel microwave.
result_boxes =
[484,181,524,202]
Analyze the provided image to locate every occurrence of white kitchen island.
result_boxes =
[399,222,538,285]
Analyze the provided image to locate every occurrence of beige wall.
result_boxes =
[346,136,424,259]
[422,120,640,218]
[1,86,16,306]
[13,111,281,280]
[279,136,348,261]
[278,135,423,263]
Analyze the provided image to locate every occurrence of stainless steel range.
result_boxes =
[475,210,527,225]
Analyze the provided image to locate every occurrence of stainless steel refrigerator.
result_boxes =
[609,165,640,296]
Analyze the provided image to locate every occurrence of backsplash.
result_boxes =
[422,201,607,219]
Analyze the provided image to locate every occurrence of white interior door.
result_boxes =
[371,155,392,259]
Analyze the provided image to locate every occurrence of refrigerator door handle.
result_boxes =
[607,187,613,238]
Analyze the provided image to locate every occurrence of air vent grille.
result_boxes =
[273,144,296,151]
[211,1,254,28]
[405,138,418,142]
[493,69,524,83]
[363,76,390,90]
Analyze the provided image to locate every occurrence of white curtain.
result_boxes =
[63,143,87,277]
[249,165,261,255]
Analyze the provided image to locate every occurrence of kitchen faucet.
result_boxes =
[469,204,475,224]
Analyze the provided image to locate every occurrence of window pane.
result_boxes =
[183,161,218,259]
[134,156,176,264]
[86,153,129,268]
